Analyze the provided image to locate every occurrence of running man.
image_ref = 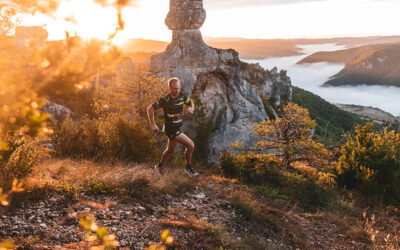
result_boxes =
[147,77,199,177]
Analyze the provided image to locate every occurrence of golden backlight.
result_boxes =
[54,0,118,40]
[17,0,400,43]
[18,0,169,44]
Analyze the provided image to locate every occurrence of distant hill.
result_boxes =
[120,35,400,60]
[292,86,366,145]
[297,45,378,65]
[120,38,304,59]
[120,38,169,53]
[323,43,400,87]
[205,38,302,59]
[291,35,400,48]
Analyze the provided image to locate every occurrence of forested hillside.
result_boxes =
[292,86,366,145]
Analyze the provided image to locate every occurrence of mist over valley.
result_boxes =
[244,43,400,116]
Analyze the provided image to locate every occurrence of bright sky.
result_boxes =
[19,0,400,42]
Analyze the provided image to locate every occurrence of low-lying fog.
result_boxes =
[244,43,400,116]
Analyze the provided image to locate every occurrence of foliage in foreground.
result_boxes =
[79,214,119,249]
[147,229,174,250]
[337,123,400,205]
[0,179,24,249]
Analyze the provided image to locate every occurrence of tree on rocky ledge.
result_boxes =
[252,102,330,168]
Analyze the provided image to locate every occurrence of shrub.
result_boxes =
[0,137,48,186]
[219,151,330,206]
[229,192,257,221]
[52,58,168,162]
[219,150,280,184]
[53,116,98,158]
[54,114,157,162]
[337,123,400,205]
[281,171,329,206]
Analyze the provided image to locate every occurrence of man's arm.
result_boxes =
[185,101,195,114]
[147,105,160,132]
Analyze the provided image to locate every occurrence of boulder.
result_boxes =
[42,100,73,121]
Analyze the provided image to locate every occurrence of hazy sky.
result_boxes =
[19,0,400,42]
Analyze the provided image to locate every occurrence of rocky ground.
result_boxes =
[0,172,373,249]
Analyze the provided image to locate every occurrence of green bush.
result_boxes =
[229,194,256,221]
[54,114,157,162]
[337,123,400,205]
[220,151,280,184]
[281,172,329,206]
[219,151,330,206]
[85,179,119,195]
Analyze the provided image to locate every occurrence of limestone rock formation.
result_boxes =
[151,0,292,162]
[166,0,206,30]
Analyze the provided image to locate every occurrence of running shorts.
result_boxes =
[164,123,182,140]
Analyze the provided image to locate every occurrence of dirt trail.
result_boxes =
[0,174,369,249]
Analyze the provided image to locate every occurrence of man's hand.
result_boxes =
[185,107,194,114]
[151,124,160,132]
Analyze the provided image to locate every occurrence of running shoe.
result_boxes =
[154,164,164,174]
[185,165,199,177]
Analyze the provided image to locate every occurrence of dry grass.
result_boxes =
[227,189,313,249]
[360,209,400,249]
[23,158,196,199]
[209,175,239,184]
[304,198,400,248]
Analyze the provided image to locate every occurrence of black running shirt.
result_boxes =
[152,93,192,126]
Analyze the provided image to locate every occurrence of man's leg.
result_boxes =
[174,133,195,165]
[160,138,179,164]
[175,133,198,176]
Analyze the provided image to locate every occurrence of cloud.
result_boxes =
[204,0,327,9]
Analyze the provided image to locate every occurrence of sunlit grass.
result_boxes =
[24,158,196,199]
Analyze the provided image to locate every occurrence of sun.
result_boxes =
[18,0,170,43]
[20,0,122,42]
[54,0,119,41]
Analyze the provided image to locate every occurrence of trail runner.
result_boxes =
[147,77,199,177]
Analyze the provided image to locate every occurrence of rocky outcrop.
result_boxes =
[165,0,206,30]
[151,0,292,163]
